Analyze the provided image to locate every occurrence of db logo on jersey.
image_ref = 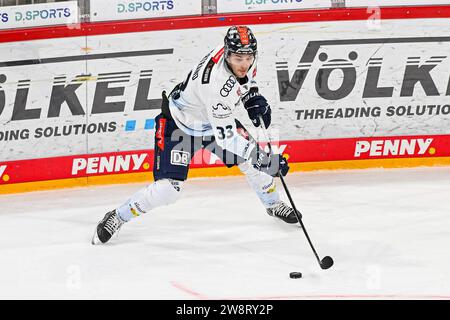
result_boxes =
[220,76,236,97]
[171,150,190,166]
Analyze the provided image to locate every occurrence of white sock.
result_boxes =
[238,161,280,208]
[117,179,183,221]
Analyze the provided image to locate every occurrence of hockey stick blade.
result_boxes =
[320,256,334,269]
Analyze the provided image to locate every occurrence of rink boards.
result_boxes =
[1,5,450,193]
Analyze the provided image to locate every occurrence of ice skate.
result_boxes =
[91,210,125,245]
[266,201,301,224]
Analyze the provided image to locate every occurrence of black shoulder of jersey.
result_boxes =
[201,58,215,84]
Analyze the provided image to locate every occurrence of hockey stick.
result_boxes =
[258,116,334,270]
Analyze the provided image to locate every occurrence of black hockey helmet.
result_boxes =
[224,26,257,58]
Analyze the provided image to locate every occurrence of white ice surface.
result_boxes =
[0,167,449,300]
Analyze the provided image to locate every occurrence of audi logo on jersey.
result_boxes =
[220,76,237,97]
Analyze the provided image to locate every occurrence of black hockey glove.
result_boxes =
[242,89,271,128]
[249,144,289,177]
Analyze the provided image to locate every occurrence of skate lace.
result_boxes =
[104,212,123,235]
[272,203,292,218]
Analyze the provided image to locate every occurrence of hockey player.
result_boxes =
[92,26,299,245]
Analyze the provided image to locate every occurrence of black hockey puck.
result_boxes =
[289,272,302,279]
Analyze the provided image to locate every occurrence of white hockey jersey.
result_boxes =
[169,45,258,160]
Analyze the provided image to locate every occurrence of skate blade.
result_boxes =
[91,228,102,245]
